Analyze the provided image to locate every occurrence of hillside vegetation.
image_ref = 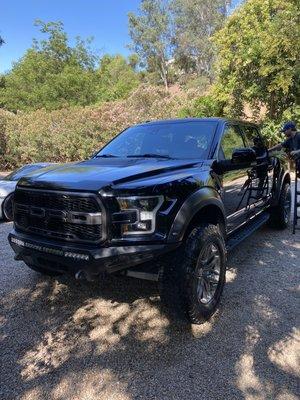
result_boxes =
[0,0,299,169]
[0,86,198,168]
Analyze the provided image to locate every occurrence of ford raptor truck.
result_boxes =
[8,118,291,324]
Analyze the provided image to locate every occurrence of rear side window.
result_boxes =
[241,125,266,156]
[241,126,262,147]
[219,125,245,160]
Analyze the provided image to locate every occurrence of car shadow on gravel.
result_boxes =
[1,224,299,400]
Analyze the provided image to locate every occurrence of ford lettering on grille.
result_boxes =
[14,189,105,244]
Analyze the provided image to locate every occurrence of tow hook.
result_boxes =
[75,270,100,282]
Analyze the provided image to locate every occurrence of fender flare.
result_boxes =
[167,187,226,243]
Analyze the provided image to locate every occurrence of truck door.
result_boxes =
[218,124,252,232]
[241,125,272,208]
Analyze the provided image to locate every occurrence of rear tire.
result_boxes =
[268,182,291,229]
[159,223,226,325]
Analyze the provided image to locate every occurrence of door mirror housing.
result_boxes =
[231,147,256,165]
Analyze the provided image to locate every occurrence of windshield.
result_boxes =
[96,121,217,159]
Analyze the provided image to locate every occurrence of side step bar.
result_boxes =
[122,261,160,281]
[226,212,270,252]
[124,270,159,282]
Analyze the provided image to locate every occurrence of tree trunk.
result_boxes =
[268,92,276,119]
[163,77,169,91]
[160,68,169,91]
[159,58,169,91]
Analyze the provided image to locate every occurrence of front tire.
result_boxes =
[159,223,226,324]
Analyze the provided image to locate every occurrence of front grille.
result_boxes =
[14,190,99,213]
[14,188,104,244]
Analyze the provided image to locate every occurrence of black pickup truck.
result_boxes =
[9,118,291,324]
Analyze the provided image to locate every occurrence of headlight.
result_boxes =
[116,196,164,235]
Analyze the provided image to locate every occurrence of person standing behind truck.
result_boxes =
[269,122,300,162]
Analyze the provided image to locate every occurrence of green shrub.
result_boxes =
[0,109,13,169]
[261,106,300,146]
[179,94,224,118]
[0,86,197,169]
[96,54,140,102]
[1,85,298,170]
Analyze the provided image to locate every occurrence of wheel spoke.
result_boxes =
[201,244,212,265]
[205,254,216,268]
[202,278,213,303]
[197,278,204,298]
[208,254,220,269]
[206,270,220,284]
[196,243,221,304]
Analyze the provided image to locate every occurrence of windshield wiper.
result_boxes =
[95,154,119,158]
[127,153,172,159]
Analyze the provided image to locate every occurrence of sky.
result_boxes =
[0,0,242,74]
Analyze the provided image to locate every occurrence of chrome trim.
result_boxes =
[15,204,102,226]
[68,211,102,225]
[13,187,107,244]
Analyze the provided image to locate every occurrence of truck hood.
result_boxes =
[17,158,205,192]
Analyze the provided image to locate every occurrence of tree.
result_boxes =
[213,0,300,119]
[128,53,140,71]
[0,36,4,46]
[172,0,231,83]
[96,54,140,102]
[128,0,173,90]
[0,20,98,111]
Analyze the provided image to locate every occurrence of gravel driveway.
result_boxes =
[0,220,299,400]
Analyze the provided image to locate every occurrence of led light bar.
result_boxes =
[10,237,89,261]
[64,252,89,261]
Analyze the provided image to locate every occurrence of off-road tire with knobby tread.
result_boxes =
[158,223,226,325]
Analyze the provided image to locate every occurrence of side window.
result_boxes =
[242,126,266,157]
[219,125,245,160]
[242,126,262,147]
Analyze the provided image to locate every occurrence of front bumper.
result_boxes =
[8,230,179,280]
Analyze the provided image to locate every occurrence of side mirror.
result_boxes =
[231,147,256,165]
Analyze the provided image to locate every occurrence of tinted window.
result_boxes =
[242,126,266,156]
[242,126,262,147]
[96,121,218,159]
[219,125,245,160]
